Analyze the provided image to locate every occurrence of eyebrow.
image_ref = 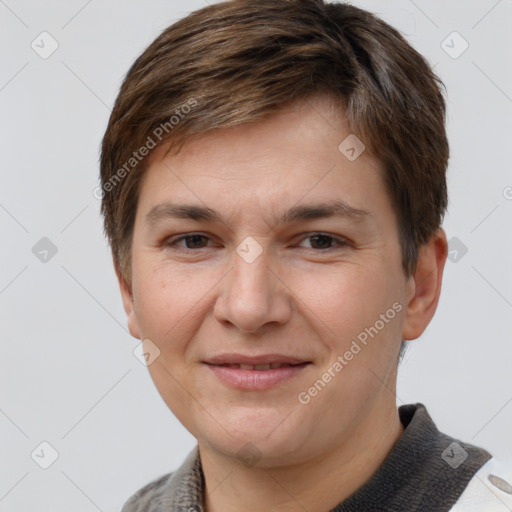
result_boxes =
[144,200,372,228]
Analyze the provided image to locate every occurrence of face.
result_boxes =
[118,95,424,467]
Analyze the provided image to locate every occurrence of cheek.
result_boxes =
[289,263,386,330]
[131,260,225,358]
[290,262,404,362]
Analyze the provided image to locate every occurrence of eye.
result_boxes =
[167,234,211,249]
[298,233,348,250]
[164,232,349,252]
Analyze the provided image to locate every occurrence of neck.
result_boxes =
[199,397,404,512]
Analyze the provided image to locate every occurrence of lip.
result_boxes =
[205,353,309,366]
[203,353,312,390]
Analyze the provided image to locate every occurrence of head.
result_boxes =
[100,0,449,466]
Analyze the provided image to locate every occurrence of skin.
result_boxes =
[116,94,448,512]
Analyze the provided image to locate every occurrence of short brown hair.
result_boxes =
[100,0,449,286]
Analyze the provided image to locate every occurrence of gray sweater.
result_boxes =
[121,403,492,511]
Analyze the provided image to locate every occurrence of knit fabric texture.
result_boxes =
[121,403,491,512]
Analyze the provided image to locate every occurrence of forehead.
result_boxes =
[136,95,391,228]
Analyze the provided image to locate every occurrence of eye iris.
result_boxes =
[186,235,207,248]
[179,235,338,249]
[310,235,332,249]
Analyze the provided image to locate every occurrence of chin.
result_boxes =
[196,406,314,466]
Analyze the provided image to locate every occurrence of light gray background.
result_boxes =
[1,0,511,510]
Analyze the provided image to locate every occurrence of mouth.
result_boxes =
[214,362,304,370]
[203,354,312,390]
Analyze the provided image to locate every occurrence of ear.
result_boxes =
[114,258,142,340]
[402,228,448,341]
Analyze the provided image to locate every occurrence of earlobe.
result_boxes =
[114,259,142,340]
[401,228,448,341]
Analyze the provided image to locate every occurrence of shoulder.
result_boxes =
[119,445,203,512]
[450,457,512,511]
[121,472,174,512]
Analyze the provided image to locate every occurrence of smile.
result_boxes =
[204,355,312,390]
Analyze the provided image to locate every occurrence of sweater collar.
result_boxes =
[162,403,490,512]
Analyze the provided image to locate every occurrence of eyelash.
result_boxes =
[165,232,349,251]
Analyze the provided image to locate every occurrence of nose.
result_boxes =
[213,248,292,334]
